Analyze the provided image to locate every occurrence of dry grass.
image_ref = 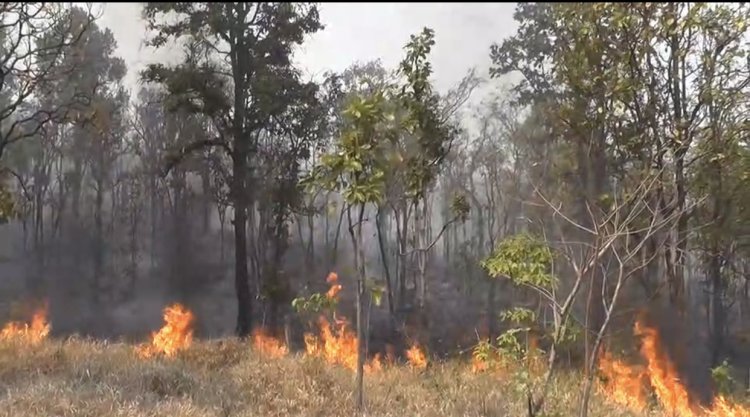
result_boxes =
[0,337,678,417]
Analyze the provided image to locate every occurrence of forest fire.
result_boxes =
[0,303,50,344]
[634,319,696,416]
[597,350,648,411]
[301,272,384,373]
[325,271,342,299]
[406,342,427,370]
[471,356,490,373]
[304,315,383,374]
[598,317,750,417]
[136,303,194,358]
[252,328,288,358]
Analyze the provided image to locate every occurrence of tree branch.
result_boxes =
[162,137,232,177]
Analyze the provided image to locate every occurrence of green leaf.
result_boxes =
[481,233,555,289]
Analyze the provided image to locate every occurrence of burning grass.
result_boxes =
[303,315,385,374]
[2,283,749,416]
[0,335,660,417]
[252,328,288,358]
[405,342,428,370]
[598,317,750,417]
[136,303,195,359]
[0,330,748,416]
[0,305,50,345]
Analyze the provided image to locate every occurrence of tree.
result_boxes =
[141,2,323,337]
[490,3,750,415]
[0,4,95,222]
[253,80,330,333]
[0,4,95,159]
[57,17,128,304]
[303,89,391,411]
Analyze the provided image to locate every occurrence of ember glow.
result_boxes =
[252,328,288,358]
[598,318,750,417]
[0,302,50,344]
[137,303,194,358]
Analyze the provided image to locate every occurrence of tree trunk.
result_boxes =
[231,12,253,338]
[376,207,395,319]
[218,204,226,263]
[348,204,367,411]
[150,176,158,268]
[201,165,211,233]
[396,202,409,309]
[93,178,104,304]
[709,252,724,366]
[266,199,290,334]
[128,192,139,299]
[579,129,607,373]
[171,171,189,297]
[416,200,429,311]
[487,279,498,340]
[232,150,252,337]
[30,179,45,295]
[579,269,626,417]
[330,202,345,268]
[306,207,315,268]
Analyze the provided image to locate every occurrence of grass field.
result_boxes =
[0,336,661,417]
[2,302,749,417]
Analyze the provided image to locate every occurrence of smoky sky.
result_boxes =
[95,3,519,103]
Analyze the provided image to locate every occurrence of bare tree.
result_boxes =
[0,3,95,160]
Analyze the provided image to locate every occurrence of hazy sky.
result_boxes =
[95,3,519,103]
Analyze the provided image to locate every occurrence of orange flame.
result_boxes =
[598,318,750,417]
[304,315,382,374]
[0,303,50,344]
[707,395,750,417]
[597,349,649,411]
[326,284,343,299]
[471,354,508,374]
[471,356,490,373]
[137,303,194,358]
[634,319,697,416]
[406,342,427,370]
[252,328,288,358]
[301,272,386,373]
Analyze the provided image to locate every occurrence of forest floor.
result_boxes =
[0,337,674,417]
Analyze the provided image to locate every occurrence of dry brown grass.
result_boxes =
[0,337,678,417]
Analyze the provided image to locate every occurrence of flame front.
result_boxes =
[304,315,383,374]
[598,318,750,417]
[406,342,427,370]
[137,303,194,358]
[597,349,648,411]
[302,272,383,373]
[707,396,750,417]
[252,329,288,358]
[634,319,697,416]
[0,303,50,344]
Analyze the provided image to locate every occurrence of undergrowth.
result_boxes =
[0,337,693,417]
